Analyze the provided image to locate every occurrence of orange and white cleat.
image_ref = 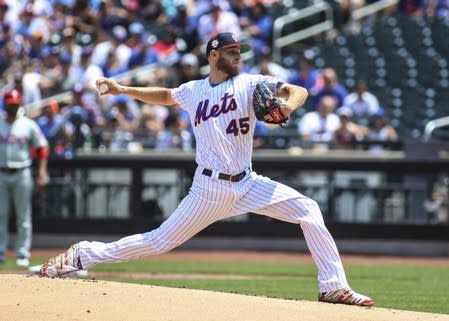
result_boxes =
[40,243,84,277]
[318,288,374,306]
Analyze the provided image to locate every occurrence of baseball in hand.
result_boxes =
[97,82,109,94]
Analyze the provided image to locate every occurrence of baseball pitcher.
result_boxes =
[40,33,373,306]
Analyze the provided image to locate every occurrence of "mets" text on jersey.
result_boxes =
[194,92,237,126]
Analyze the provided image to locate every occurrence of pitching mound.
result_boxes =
[1,274,448,321]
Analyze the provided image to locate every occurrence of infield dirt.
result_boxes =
[2,251,449,321]
[1,273,449,321]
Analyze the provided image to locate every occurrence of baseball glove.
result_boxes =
[252,82,288,126]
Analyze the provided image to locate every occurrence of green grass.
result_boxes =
[92,260,318,276]
[2,258,448,314]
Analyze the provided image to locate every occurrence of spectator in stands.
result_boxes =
[197,0,241,44]
[105,95,140,151]
[66,82,104,151]
[0,1,10,28]
[333,106,366,150]
[250,47,290,81]
[92,25,131,73]
[128,32,158,69]
[22,58,44,105]
[14,4,49,40]
[46,2,66,34]
[398,0,428,18]
[97,0,129,31]
[59,27,82,66]
[136,0,166,22]
[105,94,140,133]
[298,95,341,151]
[239,2,272,60]
[59,53,78,92]
[128,22,145,47]
[0,25,10,75]
[192,0,219,21]
[126,22,149,69]
[102,49,126,78]
[342,79,380,126]
[228,0,246,17]
[31,0,54,17]
[76,46,104,94]
[96,1,126,33]
[148,24,181,66]
[39,47,65,97]
[156,108,193,151]
[365,108,398,152]
[26,30,46,59]
[428,0,449,19]
[311,67,348,111]
[133,105,165,149]
[70,0,98,34]
[333,0,367,34]
[175,53,202,85]
[288,49,323,97]
[169,4,199,54]
[37,101,73,159]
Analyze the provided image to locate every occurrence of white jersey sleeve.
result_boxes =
[170,74,283,174]
[171,81,195,112]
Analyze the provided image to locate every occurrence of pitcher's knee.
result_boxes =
[300,197,324,218]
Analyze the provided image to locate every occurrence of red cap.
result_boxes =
[4,89,22,105]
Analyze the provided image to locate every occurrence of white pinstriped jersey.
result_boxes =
[171,73,282,174]
[0,116,48,168]
[77,72,353,295]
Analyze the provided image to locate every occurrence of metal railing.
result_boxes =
[424,116,449,141]
[272,1,334,63]
[350,0,399,21]
[271,0,399,63]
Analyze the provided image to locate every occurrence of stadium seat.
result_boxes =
[308,12,449,138]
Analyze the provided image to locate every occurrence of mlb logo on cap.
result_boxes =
[206,32,251,56]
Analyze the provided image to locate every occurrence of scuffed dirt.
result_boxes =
[1,274,449,321]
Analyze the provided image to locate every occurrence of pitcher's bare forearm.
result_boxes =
[95,77,177,107]
[117,86,177,106]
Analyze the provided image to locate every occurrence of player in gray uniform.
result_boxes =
[40,33,374,306]
[0,89,49,266]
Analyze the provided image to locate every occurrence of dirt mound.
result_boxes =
[1,274,448,321]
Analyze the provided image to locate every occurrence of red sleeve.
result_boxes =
[34,146,49,160]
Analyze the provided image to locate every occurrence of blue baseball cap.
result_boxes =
[206,32,251,56]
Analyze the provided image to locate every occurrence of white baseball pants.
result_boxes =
[79,167,349,292]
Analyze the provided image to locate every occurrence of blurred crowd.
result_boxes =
[1,0,448,158]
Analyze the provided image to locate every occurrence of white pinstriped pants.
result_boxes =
[79,167,349,292]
